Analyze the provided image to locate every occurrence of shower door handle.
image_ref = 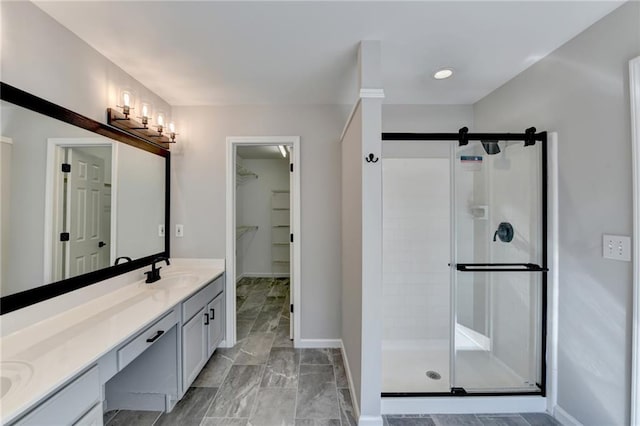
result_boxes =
[455,263,548,272]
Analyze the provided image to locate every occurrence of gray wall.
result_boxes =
[473,3,640,424]
[171,105,349,339]
[342,103,364,405]
[382,105,473,132]
[1,1,170,124]
[116,143,165,260]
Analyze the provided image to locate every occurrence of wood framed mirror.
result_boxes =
[0,82,170,314]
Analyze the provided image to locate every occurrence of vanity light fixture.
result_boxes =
[155,113,165,136]
[433,68,454,80]
[139,103,151,129]
[278,145,287,158]
[107,96,176,147]
[117,90,133,119]
[168,122,178,143]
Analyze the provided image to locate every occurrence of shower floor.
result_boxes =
[383,339,451,393]
[382,335,530,393]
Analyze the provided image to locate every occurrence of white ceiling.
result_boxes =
[35,1,623,106]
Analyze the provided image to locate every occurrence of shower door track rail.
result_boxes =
[380,129,549,400]
[381,130,546,143]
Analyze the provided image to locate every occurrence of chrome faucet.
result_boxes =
[145,256,170,284]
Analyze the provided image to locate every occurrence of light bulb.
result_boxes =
[157,114,164,127]
[169,122,175,133]
[122,91,131,107]
[141,103,149,118]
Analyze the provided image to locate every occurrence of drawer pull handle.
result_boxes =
[204,313,210,325]
[210,308,215,320]
[146,330,164,343]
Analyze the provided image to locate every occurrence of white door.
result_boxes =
[289,147,294,339]
[66,149,106,278]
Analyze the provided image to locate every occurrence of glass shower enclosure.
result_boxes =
[381,129,547,396]
[452,136,546,394]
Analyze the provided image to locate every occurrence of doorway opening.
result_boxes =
[225,137,301,349]
[45,138,115,283]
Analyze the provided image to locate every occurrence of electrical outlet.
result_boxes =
[158,224,165,237]
[176,224,184,238]
[603,234,631,261]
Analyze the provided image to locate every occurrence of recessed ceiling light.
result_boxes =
[433,68,454,80]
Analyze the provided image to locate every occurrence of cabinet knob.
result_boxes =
[210,308,215,320]
[204,313,210,325]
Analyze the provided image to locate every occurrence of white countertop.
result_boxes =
[0,259,224,425]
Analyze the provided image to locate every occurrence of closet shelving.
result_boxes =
[271,190,290,274]
[236,163,258,184]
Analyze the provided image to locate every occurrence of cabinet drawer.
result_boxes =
[182,276,223,323]
[15,367,99,425]
[118,310,177,370]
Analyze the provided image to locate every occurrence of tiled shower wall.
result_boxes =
[382,157,451,341]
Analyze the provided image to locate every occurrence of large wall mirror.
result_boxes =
[0,83,170,314]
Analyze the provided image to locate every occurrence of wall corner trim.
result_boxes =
[339,339,361,421]
[554,405,584,426]
[630,55,640,426]
[340,89,386,143]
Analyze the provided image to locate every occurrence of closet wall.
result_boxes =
[236,157,289,279]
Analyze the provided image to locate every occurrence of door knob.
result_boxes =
[98,241,106,248]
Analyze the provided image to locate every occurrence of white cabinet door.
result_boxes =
[207,294,225,357]
[182,307,207,390]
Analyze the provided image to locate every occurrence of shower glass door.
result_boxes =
[452,138,546,393]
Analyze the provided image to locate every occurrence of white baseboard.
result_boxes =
[340,340,361,422]
[236,273,245,283]
[296,339,342,348]
[238,272,290,279]
[359,415,384,426]
[554,405,583,426]
[382,396,547,415]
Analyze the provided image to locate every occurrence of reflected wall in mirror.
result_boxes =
[0,95,167,303]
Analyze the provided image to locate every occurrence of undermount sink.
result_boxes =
[150,273,200,289]
[0,361,33,400]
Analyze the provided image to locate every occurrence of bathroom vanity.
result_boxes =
[0,259,225,425]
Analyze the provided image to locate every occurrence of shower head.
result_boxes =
[481,140,501,155]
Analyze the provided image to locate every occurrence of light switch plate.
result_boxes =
[603,234,631,261]
[158,224,165,237]
[176,224,184,238]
